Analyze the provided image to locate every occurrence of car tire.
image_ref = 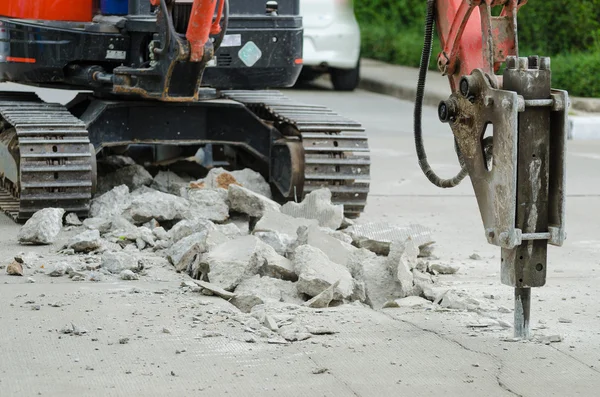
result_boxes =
[330,60,360,91]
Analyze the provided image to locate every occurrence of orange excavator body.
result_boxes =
[0,0,93,22]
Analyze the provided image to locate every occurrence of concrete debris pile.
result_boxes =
[10,165,461,313]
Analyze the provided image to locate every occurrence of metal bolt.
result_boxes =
[438,99,457,123]
[540,57,551,71]
[528,55,539,69]
[518,57,529,70]
[506,56,517,69]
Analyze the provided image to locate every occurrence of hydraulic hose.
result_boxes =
[212,0,229,52]
[414,0,468,188]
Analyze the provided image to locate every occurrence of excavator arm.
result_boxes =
[415,0,569,338]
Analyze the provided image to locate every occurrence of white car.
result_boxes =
[298,0,361,91]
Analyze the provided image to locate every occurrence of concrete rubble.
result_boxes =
[18,208,65,245]
[9,166,481,344]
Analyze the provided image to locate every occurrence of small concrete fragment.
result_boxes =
[292,245,354,300]
[278,323,311,342]
[67,229,102,253]
[304,281,338,308]
[228,184,280,218]
[97,164,153,194]
[186,188,229,223]
[101,251,143,274]
[469,253,483,260]
[126,190,189,224]
[429,263,460,275]
[6,261,23,276]
[193,280,236,299]
[120,270,139,280]
[65,213,82,226]
[229,168,272,199]
[151,170,189,195]
[281,188,343,230]
[230,295,264,313]
[383,296,432,309]
[386,238,418,297]
[343,222,434,256]
[18,208,65,245]
[48,263,73,277]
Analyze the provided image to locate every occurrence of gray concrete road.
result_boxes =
[1,82,599,396]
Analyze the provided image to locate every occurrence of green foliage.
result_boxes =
[354,0,600,97]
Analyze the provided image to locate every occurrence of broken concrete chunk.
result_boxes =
[83,217,112,233]
[90,185,131,219]
[97,164,153,194]
[151,170,189,195]
[228,184,280,218]
[48,262,73,277]
[253,210,319,240]
[293,225,356,268]
[202,235,267,291]
[319,227,353,244]
[18,208,65,245]
[234,275,303,306]
[254,231,294,257]
[386,237,418,297]
[229,168,272,199]
[126,190,189,224]
[167,218,216,243]
[344,222,434,256]
[152,226,169,241]
[137,227,156,247]
[167,231,209,273]
[6,261,23,276]
[304,281,338,308]
[230,295,264,313]
[215,223,244,238]
[120,270,139,280]
[351,248,403,310]
[186,188,229,223]
[193,168,272,199]
[429,263,460,275]
[281,188,343,230]
[67,229,102,253]
[101,251,143,274]
[65,213,82,226]
[292,245,354,301]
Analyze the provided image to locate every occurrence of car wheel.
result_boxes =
[330,60,360,91]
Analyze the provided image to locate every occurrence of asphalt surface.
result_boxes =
[1,82,600,396]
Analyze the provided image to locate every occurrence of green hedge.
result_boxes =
[355,0,600,97]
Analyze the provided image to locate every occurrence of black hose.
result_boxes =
[414,0,468,188]
[153,0,173,56]
[212,0,229,52]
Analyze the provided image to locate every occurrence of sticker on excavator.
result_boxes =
[221,34,242,47]
[106,50,126,60]
[238,41,262,67]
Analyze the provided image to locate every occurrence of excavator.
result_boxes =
[0,0,371,222]
[0,0,568,339]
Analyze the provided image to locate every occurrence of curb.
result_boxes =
[357,62,600,140]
